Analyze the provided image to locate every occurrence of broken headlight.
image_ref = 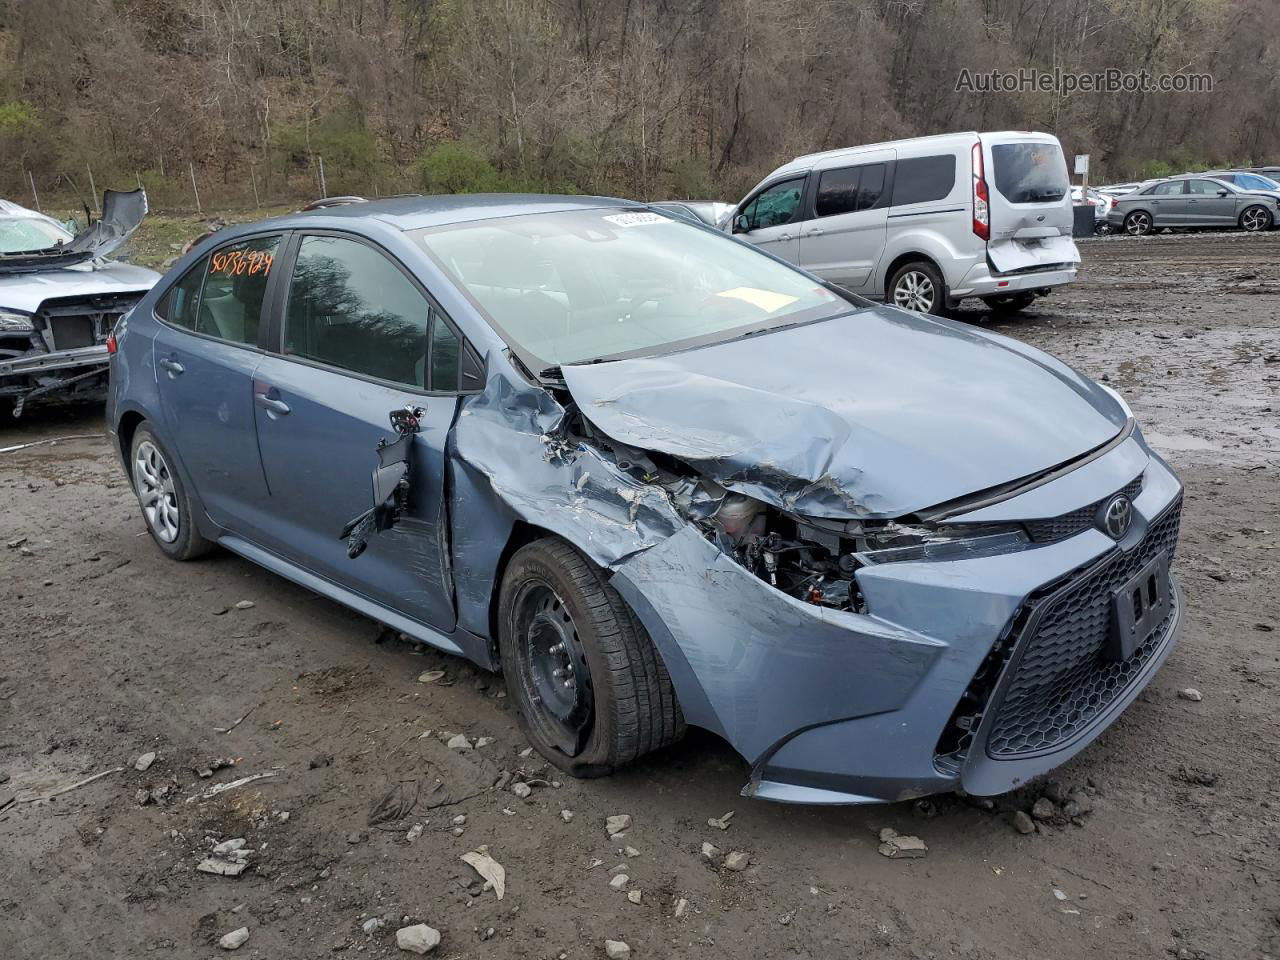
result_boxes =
[854,524,1030,565]
[0,309,34,333]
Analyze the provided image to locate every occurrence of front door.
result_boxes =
[731,177,806,264]
[152,234,281,534]
[798,153,892,289]
[252,232,460,632]
[1184,179,1238,225]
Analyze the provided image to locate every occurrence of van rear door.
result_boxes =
[981,133,1078,274]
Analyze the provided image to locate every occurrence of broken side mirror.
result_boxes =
[733,214,751,234]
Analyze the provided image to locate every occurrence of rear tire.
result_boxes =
[982,292,1036,315]
[129,423,214,561]
[1240,205,1272,232]
[1124,211,1153,236]
[889,261,949,316]
[498,537,685,778]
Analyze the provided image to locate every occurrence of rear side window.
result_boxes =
[990,143,1069,204]
[815,163,886,217]
[196,236,279,346]
[156,257,208,330]
[1147,181,1184,196]
[284,235,429,388]
[890,155,956,206]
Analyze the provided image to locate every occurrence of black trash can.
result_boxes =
[1072,204,1096,238]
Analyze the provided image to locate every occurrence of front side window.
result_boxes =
[990,143,1069,204]
[1187,179,1226,195]
[415,208,850,369]
[284,235,429,388]
[1237,173,1280,190]
[891,155,957,206]
[741,178,804,230]
[815,163,886,218]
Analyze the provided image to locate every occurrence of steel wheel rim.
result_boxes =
[1242,207,1267,231]
[1126,213,1150,235]
[134,440,180,543]
[893,271,935,312]
[512,581,594,755]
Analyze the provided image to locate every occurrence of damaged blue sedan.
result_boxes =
[106,194,1183,804]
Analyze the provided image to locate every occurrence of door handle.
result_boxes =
[254,394,291,417]
[804,228,824,237]
[779,232,793,241]
[158,358,184,376]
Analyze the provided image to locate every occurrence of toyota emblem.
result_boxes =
[1100,494,1133,540]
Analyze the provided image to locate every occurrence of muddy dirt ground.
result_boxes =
[2,231,1278,960]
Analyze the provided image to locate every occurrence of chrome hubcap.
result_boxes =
[893,271,935,312]
[1242,208,1267,231]
[134,440,179,543]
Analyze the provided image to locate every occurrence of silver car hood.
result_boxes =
[560,305,1129,519]
[0,259,159,313]
[0,189,148,275]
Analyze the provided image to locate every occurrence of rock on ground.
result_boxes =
[604,939,631,959]
[395,923,441,954]
[605,814,631,834]
[218,927,249,950]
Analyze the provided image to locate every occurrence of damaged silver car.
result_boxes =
[107,195,1184,804]
[0,191,157,416]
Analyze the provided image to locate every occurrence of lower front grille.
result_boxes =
[985,496,1182,759]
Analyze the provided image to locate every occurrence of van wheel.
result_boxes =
[129,423,214,561]
[1240,205,1272,232]
[498,537,685,778]
[1124,211,1153,236]
[982,293,1036,315]
[889,261,948,316]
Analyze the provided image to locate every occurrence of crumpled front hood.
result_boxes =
[560,305,1129,519]
[0,260,160,314]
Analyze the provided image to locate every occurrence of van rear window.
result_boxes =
[890,155,956,206]
[991,143,1069,204]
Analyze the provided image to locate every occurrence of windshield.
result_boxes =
[990,142,1069,204]
[415,209,850,368]
[0,216,73,254]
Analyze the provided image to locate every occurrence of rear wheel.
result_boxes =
[981,292,1036,315]
[1124,211,1153,236]
[498,537,685,777]
[1240,205,1272,232]
[889,261,948,316]
[130,423,214,561]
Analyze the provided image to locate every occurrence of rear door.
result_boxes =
[729,177,806,263]
[152,234,281,536]
[797,151,892,289]
[1144,180,1188,225]
[252,231,470,631]
[981,134,1079,272]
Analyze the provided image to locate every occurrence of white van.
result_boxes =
[725,131,1079,315]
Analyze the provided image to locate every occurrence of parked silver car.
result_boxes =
[1107,175,1280,235]
[724,131,1079,316]
[0,191,158,415]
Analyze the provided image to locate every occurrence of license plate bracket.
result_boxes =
[1108,551,1170,661]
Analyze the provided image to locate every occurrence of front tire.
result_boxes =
[1124,211,1153,236]
[129,423,214,561]
[498,538,685,777]
[1240,205,1272,232]
[889,261,949,316]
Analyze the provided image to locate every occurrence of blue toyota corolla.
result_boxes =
[106,194,1183,804]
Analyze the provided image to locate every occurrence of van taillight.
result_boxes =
[972,142,990,241]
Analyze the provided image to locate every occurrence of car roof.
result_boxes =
[266,193,638,232]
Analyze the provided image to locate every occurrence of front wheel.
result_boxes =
[1124,211,1153,236]
[130,423,214,560]
[498,538,685,777]
[1240,205,1272,232]
[889,261,948,316]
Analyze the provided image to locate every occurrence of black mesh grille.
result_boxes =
[985,496,1182,759]
[1024,475,1144,543]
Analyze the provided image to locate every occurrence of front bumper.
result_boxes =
[0,344,109,379]
[951,262,1077,300]
[612,435,1183,804]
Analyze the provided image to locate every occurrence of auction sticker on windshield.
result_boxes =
[602,212,669,227]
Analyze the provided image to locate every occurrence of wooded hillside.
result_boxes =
[1,0,1275,209]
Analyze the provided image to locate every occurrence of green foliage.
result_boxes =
[271,111,379,179]
[0,100,39,136]
[414,142,507,193]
